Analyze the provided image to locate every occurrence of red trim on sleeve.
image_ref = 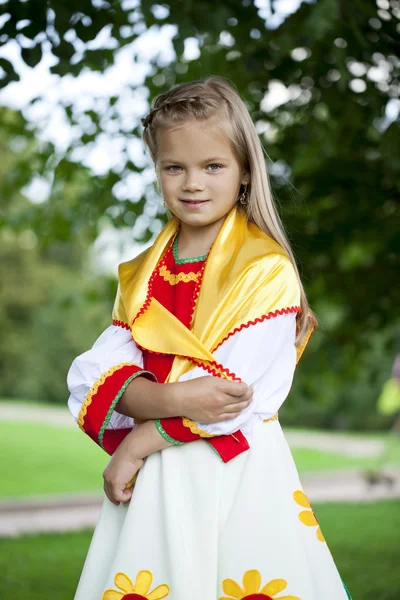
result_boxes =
[159,417,203,442]
[101,428,133,455]
[159,417,249,463]
[81,365,156,448]
[208,430,249,463]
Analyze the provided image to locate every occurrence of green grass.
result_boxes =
[292,438,400,472]
[1,421,108,498]
[0,398,69,409]
[0,500,398,600]
[1,418,400,499]
[0,529,91,599]
[316,500,400,599]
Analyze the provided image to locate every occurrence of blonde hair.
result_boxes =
[141,76,318,346]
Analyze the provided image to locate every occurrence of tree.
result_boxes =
[0,113,115,404]
[0,228,115,404]
[1,0,398,426]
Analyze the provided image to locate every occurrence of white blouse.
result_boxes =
[67,312,297,439]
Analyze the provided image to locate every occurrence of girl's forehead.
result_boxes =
[157,119,235,160]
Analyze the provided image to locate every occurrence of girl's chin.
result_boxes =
[179,215,212,227]
[164,201,235,228]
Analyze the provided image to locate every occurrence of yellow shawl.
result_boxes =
[113,205,315,383]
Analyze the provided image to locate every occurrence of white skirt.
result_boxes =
[74,419,351,600]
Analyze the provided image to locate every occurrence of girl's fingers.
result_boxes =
[219,412,240,421]
[225,389,253,404]
[103,457,143,503]
[125,473,138,489]
[104,483,132,505]
[104,487,120,506]
[122,488,133,501]
[221,399,252,413]
[224,381,249,397]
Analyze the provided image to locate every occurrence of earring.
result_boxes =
[238,181,249,205]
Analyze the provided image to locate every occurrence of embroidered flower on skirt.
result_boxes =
[102,571,169,600]
[293,489,326,542]
[219,569,301,599]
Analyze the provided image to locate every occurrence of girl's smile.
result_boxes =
[155,118,249,246]
[179,198,211,208]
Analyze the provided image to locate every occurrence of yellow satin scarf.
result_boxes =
[113,205,315,383]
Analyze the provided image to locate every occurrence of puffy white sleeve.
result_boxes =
[157,312,297,443]
[67,324,157,452]
[190,311,297,435]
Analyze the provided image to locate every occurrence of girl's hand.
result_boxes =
[172,376,253,424]
[102,421,173,505]
[102,453,144,506]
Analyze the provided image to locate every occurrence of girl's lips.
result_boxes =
[179,199,210,207]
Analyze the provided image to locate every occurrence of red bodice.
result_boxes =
[142,241,206,383]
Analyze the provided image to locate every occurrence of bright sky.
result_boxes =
[0,0,397,273]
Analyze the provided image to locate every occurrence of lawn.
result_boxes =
[0,500,399,600]
[2,417,400,498]
[1,421,108,498]
[292,439,400,473]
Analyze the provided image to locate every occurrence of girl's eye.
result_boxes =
[165,164,223,172]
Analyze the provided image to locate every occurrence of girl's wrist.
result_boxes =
[124,425,147,461]
[126,420,172,461]
[166,382,186,417]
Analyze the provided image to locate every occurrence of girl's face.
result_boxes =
[155,118,249,231]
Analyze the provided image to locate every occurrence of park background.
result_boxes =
[0,0,399,598]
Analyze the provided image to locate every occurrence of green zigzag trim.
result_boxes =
[172,234,207,264]
[98,369,155,451]
[155,419,185,445]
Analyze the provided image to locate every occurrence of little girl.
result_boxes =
[67,76,351,600]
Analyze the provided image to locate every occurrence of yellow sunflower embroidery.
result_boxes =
[102,571,170,600]
[293,490,325,542]
[219,569,301,599]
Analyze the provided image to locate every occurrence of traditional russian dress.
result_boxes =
[67,206,351,600]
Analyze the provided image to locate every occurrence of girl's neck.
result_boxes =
[177,218,226,259]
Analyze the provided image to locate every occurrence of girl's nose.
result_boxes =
[182,176,205,192]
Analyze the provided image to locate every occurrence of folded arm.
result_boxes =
[68,311,297,461]
[66,322,249,454]
[125,312,298,463]
[67,324,160,453]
